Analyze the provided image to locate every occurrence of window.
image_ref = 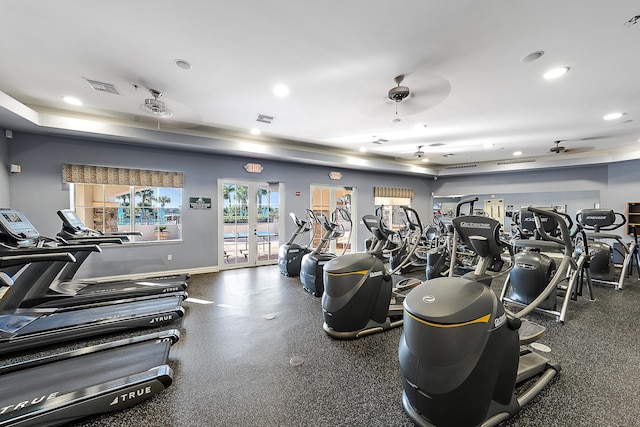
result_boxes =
[62,164,184,243]
[71,184,182,242]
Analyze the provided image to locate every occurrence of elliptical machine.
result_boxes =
[322,214,420,339]
[300,208,351,296]
[575,208,639,290]
[278,210,313,277]
[501,207,593,323]
[388,206,429,274]
[399,206,560,427]
[425,197,477,280]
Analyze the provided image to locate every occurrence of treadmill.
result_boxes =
[0,210,185,355]
[0,208,187,309]
[56,208,190,284]
[0,323,179,426]
[0,255,180,426]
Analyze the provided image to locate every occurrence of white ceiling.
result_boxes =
[1,1,640,177]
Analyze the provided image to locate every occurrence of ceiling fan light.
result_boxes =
[388,85,410,102]
[140,89,173,118]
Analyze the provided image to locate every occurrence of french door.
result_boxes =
[484,198,505,227]
[310,185,355,255]
[219,179,283,268]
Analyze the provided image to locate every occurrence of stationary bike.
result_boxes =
[399,207,560,427]
[322,214,421,339]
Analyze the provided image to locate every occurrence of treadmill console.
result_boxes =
[57,209,90,232]
[0,208,40,244]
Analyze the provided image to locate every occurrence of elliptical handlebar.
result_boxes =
[401,206,423,233]
[456,196,479,217]
[289,212,307,229]
[527,207,573,256]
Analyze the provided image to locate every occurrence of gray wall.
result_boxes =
[432,165,609,199]
[0,130,9,206]
[7,132,432,278]
[8,130,640,279]
[432,162,640,240]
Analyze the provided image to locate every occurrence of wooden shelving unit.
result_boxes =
[626,202,640,235]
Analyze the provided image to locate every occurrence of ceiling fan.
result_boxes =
[139,88,173,129]
[395,145,428,161]
[141,88,172,118]
[413,145,426,158]
[549,139,594,154]
[353,71,452,118]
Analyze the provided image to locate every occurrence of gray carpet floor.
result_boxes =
[4,264,640,426]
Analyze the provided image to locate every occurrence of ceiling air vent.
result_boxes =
[256,114,275,124]
[445,164,477,170]
[496,158,536,165]
[84,78,120,95]
[372,138,388,145]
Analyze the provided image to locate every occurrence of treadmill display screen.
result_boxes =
[2,212,23,223]
[61,210,85,229]
[0,209,39,241]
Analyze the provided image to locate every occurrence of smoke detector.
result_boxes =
[141,89,172,118]
[388,75,410,102]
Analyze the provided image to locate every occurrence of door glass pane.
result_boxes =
[311,187,330,249]
[335,188,353,255]
[256,183,280,262]
[223,183,249,265]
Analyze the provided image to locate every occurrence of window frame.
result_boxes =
[69,183,182,243]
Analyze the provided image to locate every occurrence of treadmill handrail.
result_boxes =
[0,243,94,257]
[0,253,75,268]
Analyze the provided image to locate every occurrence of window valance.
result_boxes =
[62,164,183,188]
[373,186,414,199]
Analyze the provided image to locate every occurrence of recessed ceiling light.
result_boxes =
[421,158,429,163]
[63,96,83,106]
[273,84,290,97]
[250,128,261,135]
[543,67,570,80]
[521,50,545,63]
[513,151,523,156]
[603,112,625,121]
[174,59,192,70]
[359,147,368,152]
